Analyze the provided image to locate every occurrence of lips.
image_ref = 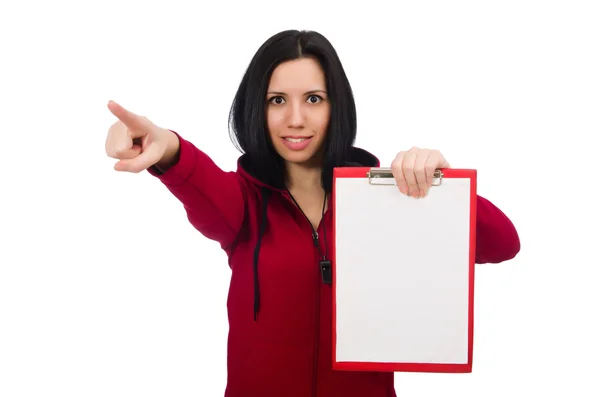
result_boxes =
[280,136,313,151]
[283,137,310,143]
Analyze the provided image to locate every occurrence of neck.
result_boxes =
[285,162,323,193]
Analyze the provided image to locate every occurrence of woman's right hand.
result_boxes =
[105,100,179,173]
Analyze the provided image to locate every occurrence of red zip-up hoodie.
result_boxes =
[148,133,521,397]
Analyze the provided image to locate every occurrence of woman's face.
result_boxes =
[266,57,331,167]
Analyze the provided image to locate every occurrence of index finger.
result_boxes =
[107,100,146,129]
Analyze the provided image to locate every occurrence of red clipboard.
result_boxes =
[331,167,477,373]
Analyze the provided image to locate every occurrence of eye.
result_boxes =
[269,96,285,105]
[307,95,322,104]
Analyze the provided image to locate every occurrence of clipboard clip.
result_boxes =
[367,168,444,186]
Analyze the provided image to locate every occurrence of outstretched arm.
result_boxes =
[105,101,246,250]
[147,132,247,250]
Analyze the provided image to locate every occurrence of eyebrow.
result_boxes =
[267,90,327,95]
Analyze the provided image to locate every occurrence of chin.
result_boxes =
[274,146,321,166]
[272,135,324,165]
[280,152,318,165]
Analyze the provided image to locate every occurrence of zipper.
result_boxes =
[283,189,328,397]
[311,228,321,397]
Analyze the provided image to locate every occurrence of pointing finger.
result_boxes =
[107,100,149,133]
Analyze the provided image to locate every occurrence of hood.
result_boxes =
[234,146,380,321]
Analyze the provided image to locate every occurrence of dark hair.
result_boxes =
[228,29,357,192]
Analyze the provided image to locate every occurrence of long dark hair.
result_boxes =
[228,30,357,192]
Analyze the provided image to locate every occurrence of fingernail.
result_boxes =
[400,186,408,195]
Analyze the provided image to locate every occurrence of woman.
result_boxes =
[105,29,520,397]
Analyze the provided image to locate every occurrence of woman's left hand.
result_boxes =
[391,147,450,198]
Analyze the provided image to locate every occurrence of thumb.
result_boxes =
[114,141,164,173]
[107,100,151,132]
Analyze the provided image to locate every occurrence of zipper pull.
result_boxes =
[312,231,319,247]
[320,259,332,285]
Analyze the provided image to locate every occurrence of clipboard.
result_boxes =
[331,166,477,373]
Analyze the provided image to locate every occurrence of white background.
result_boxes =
[1,0,599,396]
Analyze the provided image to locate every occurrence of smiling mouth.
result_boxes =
[284,137,310,143]
[280,136,314,150]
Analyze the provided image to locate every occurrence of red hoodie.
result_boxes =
[148,133,521,397]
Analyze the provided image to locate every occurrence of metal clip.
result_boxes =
[367,168,444,186]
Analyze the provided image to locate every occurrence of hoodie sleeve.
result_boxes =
[475,195,520,264]
[147,131,246,249]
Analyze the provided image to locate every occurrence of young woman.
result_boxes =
[105,29,520,397]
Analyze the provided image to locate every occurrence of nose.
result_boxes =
[286,101,304,128]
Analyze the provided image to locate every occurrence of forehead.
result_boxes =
[268,57,326,92]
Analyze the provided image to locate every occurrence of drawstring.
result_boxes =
[253,187,271,321]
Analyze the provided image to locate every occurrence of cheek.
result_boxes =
[314,108,331,135]
[267,109,284,135]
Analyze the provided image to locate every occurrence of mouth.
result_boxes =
[280,135,314,151]
[282,136,312,143]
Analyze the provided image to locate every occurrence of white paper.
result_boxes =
[334,177,472,364]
